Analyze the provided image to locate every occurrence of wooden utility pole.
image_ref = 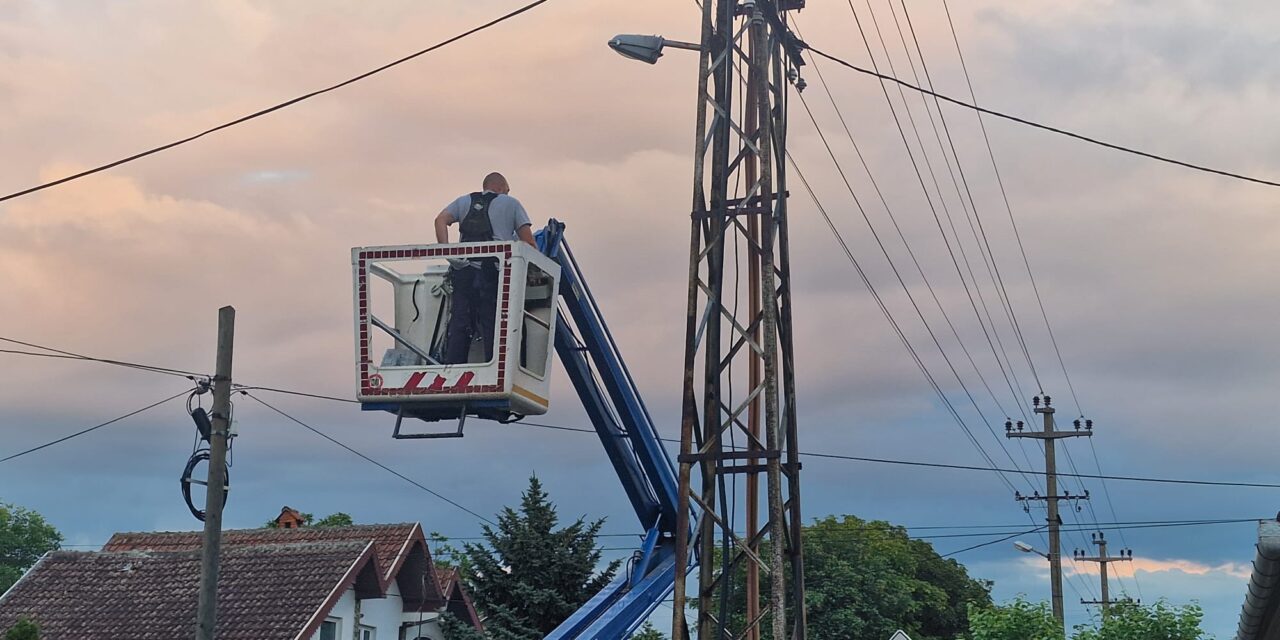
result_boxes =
[195,306,235,640]
[1077,531,1134,614]
[1007,395,1092,629]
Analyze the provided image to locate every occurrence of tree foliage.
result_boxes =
[429,531,475,578]
[311,512,354,527]
[461,476,620,639]
[439,613,488,640]
[1074,600,1207,640]
[803,516,992,639]
[262,511,353,528]
[630,621,666,639]
[966,597,1064,640]
[0,502,62,594]
[3,617,39,640]
[708,515,991,639]
[966,598,1208,640]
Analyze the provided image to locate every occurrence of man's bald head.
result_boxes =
[483,172,510,194]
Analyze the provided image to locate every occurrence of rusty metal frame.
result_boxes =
[671,0,806,638]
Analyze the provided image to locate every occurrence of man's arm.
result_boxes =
[516,224,536,248]
[434,210,455,243]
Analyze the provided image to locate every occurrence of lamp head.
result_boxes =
[608,34,667,64]
[1013,541,1035,554]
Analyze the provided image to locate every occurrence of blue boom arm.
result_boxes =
[536,220,689,639]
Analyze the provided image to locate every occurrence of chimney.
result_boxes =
[275,506,306,529]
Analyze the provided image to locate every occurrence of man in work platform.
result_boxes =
[434,172,537,364]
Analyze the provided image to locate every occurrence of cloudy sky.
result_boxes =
[3,0,1280,636]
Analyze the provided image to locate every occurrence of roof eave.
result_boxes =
[1237,519,1280,640]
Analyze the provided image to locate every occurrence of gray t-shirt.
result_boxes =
[444,192,533,242]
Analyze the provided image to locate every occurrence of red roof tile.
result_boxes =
[0,542,376,640]
[104,523,419,584]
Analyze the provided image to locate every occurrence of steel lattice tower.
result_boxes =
[671,1,807,638]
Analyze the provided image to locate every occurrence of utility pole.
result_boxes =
[1006,395,1092,628]
[1076,532,1134,614]
[195,306,235,640]
[671,0,808,638]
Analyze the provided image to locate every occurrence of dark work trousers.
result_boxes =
[444,262,499,364]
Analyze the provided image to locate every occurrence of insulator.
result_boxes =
[1044,395,1052,406]
[1005,420,1013,432]
[1017,421,1025,431]
[1033,395,1041,407]
[1073,419,1081,429]
[1086,419,1094,430]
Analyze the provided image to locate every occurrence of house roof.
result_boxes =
[0,542,378,640]
[431,566,484,631]
[105,523,417,583]
[103,523,443,606]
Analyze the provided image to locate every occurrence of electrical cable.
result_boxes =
[513,419,1280,489]
[0,337,208,379]
[937,0,1145,600]
[846,0,1043,395]
[941,525,1044,559]
[795,16,1040,478]
[890,0,1043,394]
[0,389,192,464]
[240,391,496,525]
[794,91,1038,494]
[0,0,555,204]
[801,44,1280,190]
[786,154,1022,495]
[188,382,1280,490]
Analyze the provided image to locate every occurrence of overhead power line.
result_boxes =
[241,391,496,526]
[0,0,553,204]
[0,389,192,464]
[12,341,1269,492]
[0,336,208,379]
[802,45,1280,189]
[516,421,1280,490]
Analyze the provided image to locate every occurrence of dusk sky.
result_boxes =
[3,1,1280,637]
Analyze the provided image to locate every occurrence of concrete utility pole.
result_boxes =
[1006,395,1092,629]
[195,306,235,640]
[1076,531,1134,614]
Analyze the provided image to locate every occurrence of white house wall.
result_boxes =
[309,584,412,640]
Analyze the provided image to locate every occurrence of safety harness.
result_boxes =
[459,191,499,243]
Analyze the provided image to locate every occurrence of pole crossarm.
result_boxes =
[1073,532,1135,613]
[1008,395,1099,633]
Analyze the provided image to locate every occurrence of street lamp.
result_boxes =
[607,34,702,64]
[1014,541,1050,560]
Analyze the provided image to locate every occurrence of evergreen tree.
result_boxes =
[439,613,488,640]
[462,476,620,638]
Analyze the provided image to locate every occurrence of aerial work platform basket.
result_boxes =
[352,241,560,433]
